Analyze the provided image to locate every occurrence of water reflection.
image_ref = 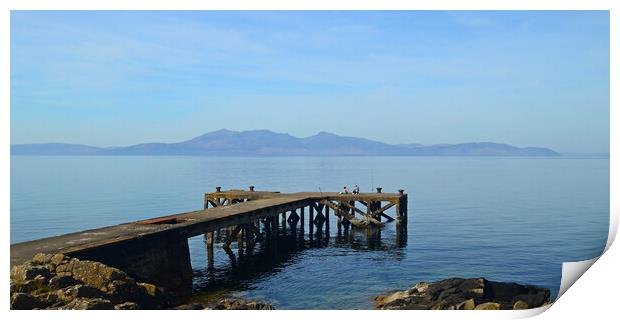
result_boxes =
[190,222,407,303]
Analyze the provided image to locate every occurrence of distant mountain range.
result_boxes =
[11,129,560,156]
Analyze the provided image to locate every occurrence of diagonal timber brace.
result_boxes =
[320,200,367,228]
[339,201,383,227]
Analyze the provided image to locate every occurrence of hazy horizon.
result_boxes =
[11,11,610,153]
[8,128,600,154]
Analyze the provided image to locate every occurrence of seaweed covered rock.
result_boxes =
[54,257,127,289]
[374,277,551,310]
[10,253,171,310]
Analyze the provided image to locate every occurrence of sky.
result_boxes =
[10,11,610,153]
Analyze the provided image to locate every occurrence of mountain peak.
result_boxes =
[314,131,338,137]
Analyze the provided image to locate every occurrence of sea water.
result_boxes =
[10,156,609,309]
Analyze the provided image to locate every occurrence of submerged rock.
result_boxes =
[374,277,551,310]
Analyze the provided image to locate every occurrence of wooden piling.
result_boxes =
[205,232,214,270]
[281,211,287,231]
[309,204,314,239]
[325,205,330,236]
[300,206,305,231]
[272,212,278,238]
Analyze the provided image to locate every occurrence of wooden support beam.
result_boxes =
[237,225,244,243]
[325,205,330,235]
[287,210,300,227]
[374,202,396,217]
[313,212,325,227]
[341,201,368,217]
[380,212,395,222]
[340,201,383,227]
[204,232,214,270]
[337,214,342,234]
[252,222,264,241]
[281,211,287,231]
[223,225,243,250]
[300,207,305,230]
[309,204,314,237]
[320,200,366,228]
[271,213,278,238]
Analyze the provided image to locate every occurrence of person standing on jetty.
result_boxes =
[353,185,360,194]
[342,186,350,194]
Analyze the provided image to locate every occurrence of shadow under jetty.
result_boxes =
[189,216,408,304]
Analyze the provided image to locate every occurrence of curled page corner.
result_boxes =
[557,207,617,300]
[558,257,599,299]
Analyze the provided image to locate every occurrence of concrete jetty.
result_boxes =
[11,187,408,292]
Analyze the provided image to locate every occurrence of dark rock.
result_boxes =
[106,280,149,305]
[456,298,475,310]
[57,284,105,302]
[32,253,54,265]
[475,302,501,310]
[10,253,171,310]
[59,298,115,310]
[11,293,44,310]
[49,274,81,289]
[38,290,62,306]
[174,303,205,310]
[51,253,69,266]
[513,290,550,308]
[55,259,127,289]
[214,298,275,310]
[374,277,551,310]
[115,302,140,310]
[136,282,177,308]
[513,300,529,310]
[11,264,52,281]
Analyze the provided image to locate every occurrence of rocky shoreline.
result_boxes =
[374,277,552,310]
[10,253,274,310]
[12,253,551,311]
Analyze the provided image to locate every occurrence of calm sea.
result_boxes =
[10,156,609,309]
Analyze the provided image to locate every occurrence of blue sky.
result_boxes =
[10,11,609,152]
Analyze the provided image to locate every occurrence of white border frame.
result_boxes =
[2,1,616,319]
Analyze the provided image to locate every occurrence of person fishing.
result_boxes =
[353,185,360,194]
[343,186,350,194]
